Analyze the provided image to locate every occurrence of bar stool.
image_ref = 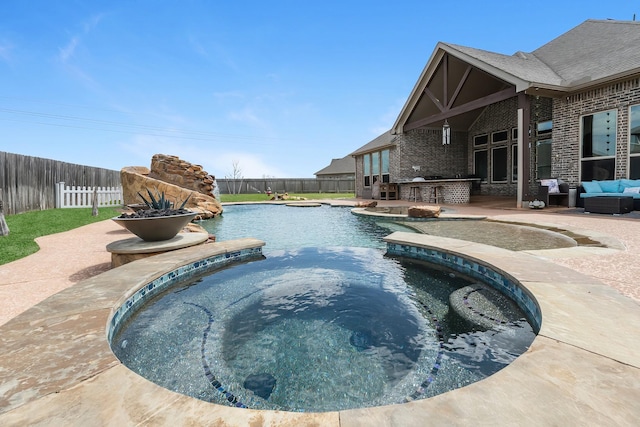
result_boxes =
[428,185,445,204]
[409,186,420,202]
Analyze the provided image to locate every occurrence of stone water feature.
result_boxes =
[120,154,223,220]
[109,154,223,267]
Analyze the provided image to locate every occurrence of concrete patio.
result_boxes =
[0,199,639,426]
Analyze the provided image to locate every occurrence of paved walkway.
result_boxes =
[0,220,130,326]
[0,199,639,425]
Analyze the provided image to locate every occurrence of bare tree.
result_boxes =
[225,160,245,194]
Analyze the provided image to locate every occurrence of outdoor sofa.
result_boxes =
[577,179,640,211]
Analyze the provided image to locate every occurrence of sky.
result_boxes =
[0,1,637,178]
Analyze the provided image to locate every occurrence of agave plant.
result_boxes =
[118,189,192,219]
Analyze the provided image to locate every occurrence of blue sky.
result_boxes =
[0,1,636,178]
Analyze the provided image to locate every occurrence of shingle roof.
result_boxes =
[349,130,396,156]
[444,19,640,91]
[532,19,640,87]
[441,43,564,88]
[314,155,355,176]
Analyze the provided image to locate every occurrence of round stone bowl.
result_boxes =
[112,212,198,242]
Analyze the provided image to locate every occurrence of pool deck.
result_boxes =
[1,198,639,426]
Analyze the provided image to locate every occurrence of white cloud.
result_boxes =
[58,36,79,63]
[58,13,105,63]
[212,90,245,100]
[0,40,13,63]
[83,13,105,33]
[228,106,269,129]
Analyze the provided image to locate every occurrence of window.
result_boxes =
[536,140,552,179]
[474,149,488,182]
[492,146,508,182]
[474,134,488,146]
[535,121,553,179]
[363,154,371,187]
[581,110,616,181]
[363,149,390,186]
[491,130,508,143]
[537,120,552,137]
[629,105,640,179]
[381,149,390,183]
[511,127,518,141]
[512,144,518,182]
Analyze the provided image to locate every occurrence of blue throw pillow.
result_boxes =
[581,181,602,193]
[620,179,640,189]
[598,180,621,193]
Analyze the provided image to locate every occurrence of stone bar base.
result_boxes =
[399,179,476,203]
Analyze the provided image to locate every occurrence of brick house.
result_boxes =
[351,19,640,206]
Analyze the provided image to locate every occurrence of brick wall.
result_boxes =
[394,128,467,180]
[552,77,640,186]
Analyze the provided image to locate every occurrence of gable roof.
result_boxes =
[392,19,640,134]
[444,19,640,91]
[349,130,396,156]
[314,155,355,176]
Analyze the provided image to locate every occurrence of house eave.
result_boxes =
[350,143,396,157]
[525,69,640,97]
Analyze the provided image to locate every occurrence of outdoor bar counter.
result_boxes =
[398,178,479,204]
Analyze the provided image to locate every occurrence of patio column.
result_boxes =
[517,93,531,207]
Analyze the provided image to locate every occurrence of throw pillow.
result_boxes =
[581,181,602,193]
[620,179,640,189]
[598,180,621,193]
[540,178,559,194]
[623,187,640,194]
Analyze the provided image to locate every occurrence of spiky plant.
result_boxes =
[118,189,192,219]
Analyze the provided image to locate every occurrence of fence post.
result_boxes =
[0,189,9,236]
[55,182,64,208]
[92,188,99,216]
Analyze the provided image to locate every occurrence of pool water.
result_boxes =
[112,246,536,412]
[199,204,413,251]
[203,204,579,252]
[402,220,577,251]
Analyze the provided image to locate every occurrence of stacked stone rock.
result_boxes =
[148,154,216,197]
[120,154,223,219]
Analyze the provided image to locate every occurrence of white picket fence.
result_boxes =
[55,182,124,208]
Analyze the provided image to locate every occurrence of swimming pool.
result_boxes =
[199,203,413,251]
[109,203,539,411]
[201,204,582,252]
[111,246,535,412]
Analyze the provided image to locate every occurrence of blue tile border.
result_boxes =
[386,242,541,332]
[107,246,264,342]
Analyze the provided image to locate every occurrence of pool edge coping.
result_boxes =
[1,233,639,425]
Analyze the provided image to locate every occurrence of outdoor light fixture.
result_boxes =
[442,119,451,145]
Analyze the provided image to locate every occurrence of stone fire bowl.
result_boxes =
[112,212,198,242]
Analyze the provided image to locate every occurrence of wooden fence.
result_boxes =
[0,151,122,215]
[217,178,355,194]
[55,182,124,208]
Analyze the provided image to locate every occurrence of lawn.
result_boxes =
[0,207,122,265]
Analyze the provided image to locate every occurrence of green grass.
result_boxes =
[219,192,355,203]
[0,207,122,265]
